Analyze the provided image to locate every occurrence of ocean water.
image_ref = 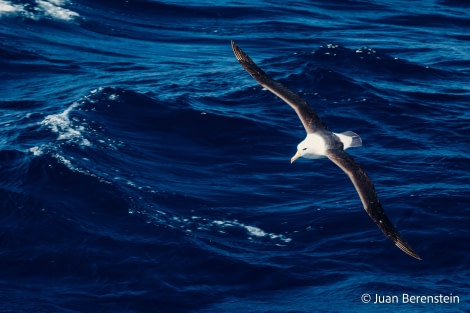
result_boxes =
[1,0,469,312]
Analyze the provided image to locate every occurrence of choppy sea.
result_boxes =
[1,0,469,312]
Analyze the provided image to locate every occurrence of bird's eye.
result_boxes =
[302,147,307,151]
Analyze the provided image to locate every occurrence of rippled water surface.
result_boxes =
[1,0,469,312]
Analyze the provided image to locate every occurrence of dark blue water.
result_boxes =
[1,0,469,312]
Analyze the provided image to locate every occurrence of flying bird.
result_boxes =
[231,41,421,260]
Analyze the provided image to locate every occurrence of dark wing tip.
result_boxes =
[231,40,266,80]
[394,237,422,260]
[231,40,246,63]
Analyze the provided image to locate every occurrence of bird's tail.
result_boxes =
[336,131,362,149]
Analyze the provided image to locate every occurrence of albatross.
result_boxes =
[231,41,421,260]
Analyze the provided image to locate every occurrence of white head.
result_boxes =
[290,134,327,163]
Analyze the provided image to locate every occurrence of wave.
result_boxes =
[1,87,294,255]
[0,0,79,22]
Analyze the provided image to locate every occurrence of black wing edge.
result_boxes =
[326,149,422,260]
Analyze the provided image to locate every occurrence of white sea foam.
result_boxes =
[29,146,43,156]
[36,0,79,21]
[0,0,79,21]
[143,208,292,244]
[41,101,91,147]
[245,225,266,237]
[211,219,292,243]
[0,0,24,14]
[40,88,106,148]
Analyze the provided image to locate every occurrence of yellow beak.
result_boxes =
[290,150,301,164]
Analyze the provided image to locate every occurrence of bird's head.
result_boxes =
[290,139,312,163]
[290,134,325,163]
